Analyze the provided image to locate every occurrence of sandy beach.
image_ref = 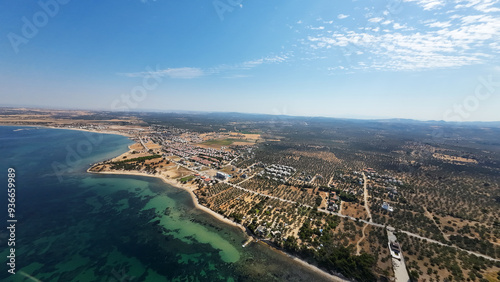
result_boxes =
[2,124,135,138]
[86,169,248,233]
[46,126,135,137]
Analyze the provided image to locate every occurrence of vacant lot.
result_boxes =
[200,138,253,148]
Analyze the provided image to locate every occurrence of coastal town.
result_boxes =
[2,108,500,281]
[80,123,409,280]
[5,0,500,280]
[83,122,499,282]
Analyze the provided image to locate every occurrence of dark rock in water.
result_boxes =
[163,207,171,216]
[151,220,161,226]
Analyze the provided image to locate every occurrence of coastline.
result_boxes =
[0,124,134,138]
[86,169,248,233]
[87,168,349,282]
[46,125,134,138]
[255,239,349,282]
[3,124,349,281]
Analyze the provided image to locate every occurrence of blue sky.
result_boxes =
[1,0,499,121]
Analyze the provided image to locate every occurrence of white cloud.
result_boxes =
[403,0,447,10]
[427,21,452,28]
[455,0,500,13]
[263,55,289,63]
[368,17,384,23]
[490,42,500,51]
[121,54,290,79]
[122,67,204,79]
[162,68,204,79]
[393,23,407,29]
[306,11,500,71]
[239,55,289,69]
[337,14,349,19]
[405,0,500,12]
[222,74,252,79]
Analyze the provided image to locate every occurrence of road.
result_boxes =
[356,223,368,255]
[172,160,296,204]
[387,230,410,282]
[423,206,449,241]
[362,172,372,222]
[138,136,149,151]
[236,174,256,185]
[397,230,500,262]
[228,157,238,166]
[226,182,297,204]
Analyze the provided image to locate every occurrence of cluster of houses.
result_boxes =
[327,192,340,212]
[298,174,314,182]
[60,123,111,132]
[255,223,282,238]
[386,186,399,199]
[163,143,199,158]
[361,169,404,186]
[259,164,296,182]
[142,126,239,165]
[354,169,403,200]
[190,155,217,166]
[162,142,237,167]
[194,174,217,185]
[149,125,188,135]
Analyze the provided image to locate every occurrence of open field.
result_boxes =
[198,138,255,148]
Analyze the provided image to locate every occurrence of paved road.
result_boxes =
[388,230,410,282]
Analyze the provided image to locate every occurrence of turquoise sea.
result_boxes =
[0,126,330,281]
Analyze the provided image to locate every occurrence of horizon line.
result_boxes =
[1,105,500,124]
